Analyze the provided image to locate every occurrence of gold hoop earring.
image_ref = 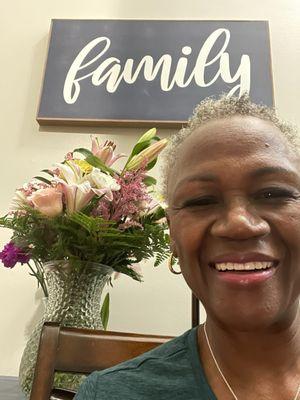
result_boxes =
[168,253,181,275]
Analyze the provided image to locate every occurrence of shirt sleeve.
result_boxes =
[74,371,98,400]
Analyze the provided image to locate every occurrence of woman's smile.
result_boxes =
[208,252,279,284]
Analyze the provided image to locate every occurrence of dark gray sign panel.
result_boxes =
[37,20,273,127]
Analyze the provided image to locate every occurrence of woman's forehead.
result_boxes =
[167,116,300,195]
[177,116,295,164]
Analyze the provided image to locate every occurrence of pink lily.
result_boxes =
[54,161,95,213]
[57,181,95,214]
[91,136,126,166]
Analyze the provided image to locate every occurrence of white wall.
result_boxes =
[0,0,299,376]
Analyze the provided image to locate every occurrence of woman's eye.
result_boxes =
[254,188,299,201]
[182,196,218,207]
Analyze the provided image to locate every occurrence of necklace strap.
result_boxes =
[203,322,238,400]
[293,384,300,400]
[203,322,300,400]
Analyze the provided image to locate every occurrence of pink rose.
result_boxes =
[29,187,63,217]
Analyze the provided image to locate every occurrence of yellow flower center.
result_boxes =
[72,159,93,174]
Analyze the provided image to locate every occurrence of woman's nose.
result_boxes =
[210,202,270,240]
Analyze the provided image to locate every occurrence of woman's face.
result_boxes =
[167,116,300,330]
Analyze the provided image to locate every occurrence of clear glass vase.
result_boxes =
[19,260,113,397]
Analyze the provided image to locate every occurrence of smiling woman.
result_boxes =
[75,94,300,400]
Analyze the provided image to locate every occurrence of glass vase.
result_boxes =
[19,260,113,397]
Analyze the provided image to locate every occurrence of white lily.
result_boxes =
[88,168,120,201]
[55,161,85,184]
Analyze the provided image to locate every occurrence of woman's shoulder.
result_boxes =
[100,326,193,372]
[74,327,200,400]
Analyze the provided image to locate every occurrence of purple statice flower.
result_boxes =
[0,242,30,268]
[111,169,151,221]
[20,181,49,197]
[92,168,151,224]
[92,199,111,219]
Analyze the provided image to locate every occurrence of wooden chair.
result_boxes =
[29,322,173,400]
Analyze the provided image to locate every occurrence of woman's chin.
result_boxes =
[216,313,277,332]
[205,301,286,332]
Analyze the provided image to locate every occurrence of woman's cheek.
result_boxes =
[266,208,300,247]
[171,213,205,254]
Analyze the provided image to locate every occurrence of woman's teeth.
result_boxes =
[214,261,274,272]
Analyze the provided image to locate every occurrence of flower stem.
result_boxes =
[27,261,48,297]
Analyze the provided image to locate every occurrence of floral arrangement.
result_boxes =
[0,129,169,297]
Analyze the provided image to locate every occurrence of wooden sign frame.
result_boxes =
[37,19,274,128]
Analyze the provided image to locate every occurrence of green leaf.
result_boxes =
[126,135,159,161]
[152,136,161,142]
[143,175,157,186]
[80,196,104,215]
[130,140,151,158]
[123,132,162,172]
[100,292,110,330]
[33,176,52,185]
[124,132,160,169]
[123,140,151,170]
[85,155,116,175]
[41,169,55,177]
[150,206,166,221]
[146,158,157,171]
[73,148,93,158]
[69,213,93,232]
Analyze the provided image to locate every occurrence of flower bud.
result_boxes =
[126,139,168,170]
[136,128,157,144]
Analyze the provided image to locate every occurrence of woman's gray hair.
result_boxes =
[161,93,298,201]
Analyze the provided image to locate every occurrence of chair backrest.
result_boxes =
[30,322,173,400]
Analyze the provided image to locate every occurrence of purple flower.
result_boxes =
[92,168,151,224]
[0,242,30,268]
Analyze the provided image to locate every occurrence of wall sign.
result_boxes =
[37,20,273,127]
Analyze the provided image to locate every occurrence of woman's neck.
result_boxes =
[198,305,300,399]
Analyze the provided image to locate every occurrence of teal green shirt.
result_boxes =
[74,327,217,399]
